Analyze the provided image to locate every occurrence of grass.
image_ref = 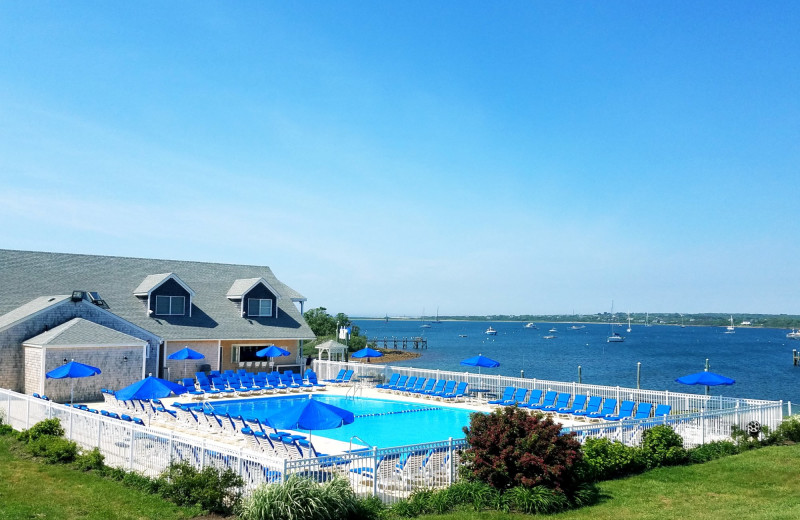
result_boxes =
[0,434,205,520]
[415,444,800,520]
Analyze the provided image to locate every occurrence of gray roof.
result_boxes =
[0,250,315,341]
[226,278,274,300]
[24,318,147,347]
[0,295,70,330]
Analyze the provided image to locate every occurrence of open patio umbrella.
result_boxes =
[46,360,102,405]
[460,354,500,374]
[350,347,383,360]
[167,347,205,380]
[255,345,291,370]
[263,395,355,444]
[115,375,189,426]
[676,370,735,395]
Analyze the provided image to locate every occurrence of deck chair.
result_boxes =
[587,398,617,421]
[324,369,346,383]
[422,379,446,397]
[631,402,653,420]
[440,381,469,401]
[488,386,516,405]
[387,375,408,391]
[376,373,400,391]
[571,396,602,419]
[542,393,571,413]
[498,387,527,406]
[603,400,636,421]
[431,380,456,399]
[557,394,587,417]
[411,378,436,396]
[405,377,427,394]
[393,376,417,394]
[519,389,543,409]
[527,390,558,411]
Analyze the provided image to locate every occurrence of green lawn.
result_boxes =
[417,444,800,520]
[0,435,204,520]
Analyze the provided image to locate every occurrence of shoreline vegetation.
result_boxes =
[355,313,800,329]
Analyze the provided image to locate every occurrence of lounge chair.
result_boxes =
[411,378,436,396]
[405,377,427,395]
[303,369,327,390]
[557,394,587,417]
[602,400,636,421]
[291,374,314,391]
[430,380,456,399]
[488,386,516,405]
[332,370,354,386]
[518,389,543,409]
[541,393,572,414]
[376,373,400,391]
[440,381,469,401]
[422,379,446,398]
[571,396,602,420]
[587,398,618,421]
[323,369,346,383]
[393,376,417,394]
[496,387,527,406]
[387,375,408,392]
[631,402,653,421]
[527,390,558,411]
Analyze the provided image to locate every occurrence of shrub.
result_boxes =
[27,435,78,464]
[159,460,243,515]
[238,474,363,520]
[0,424,13,436]
[688,440,739,463]
[440,480,499,511]
[581,437,645,481]
[18,418,64,443]
[351,495,386,520]
[772,415,800,443]
[641,425,688,468]
[506,485,569,514]
[570,481,601,508]
[462,406,584,495]
[75,447,105,471]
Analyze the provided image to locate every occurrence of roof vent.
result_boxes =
[71,291,85,302]
[88,291,109,309]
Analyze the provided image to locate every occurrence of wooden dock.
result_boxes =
[794,349,800,366]
[370,337,428,350]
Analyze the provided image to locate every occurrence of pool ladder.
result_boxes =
[345,382,363,400]
[349,435,371,452]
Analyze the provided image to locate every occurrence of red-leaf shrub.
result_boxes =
[462,406,584,494]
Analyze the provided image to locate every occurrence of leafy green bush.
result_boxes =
[0,424,13,436]
[440,480,499,512]
[570,481,601,508]
[462,406,584,495]
[351,495,387,520]
[688,440,739,463]
[75,447,105,471]
[159,460,243,515]
[772,416,800,443]
[238,474,365,520]
[641,425,688,468]
[581,437,645,481]
[18,418,64,443]
[27,435,78,464]
[125,471,162,494]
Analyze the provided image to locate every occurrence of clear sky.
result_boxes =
[1,2,798,317]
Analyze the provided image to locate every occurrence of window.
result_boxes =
[247,298,273,317]
[155,295,185,316]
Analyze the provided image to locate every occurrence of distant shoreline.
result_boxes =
[353,317,800,329]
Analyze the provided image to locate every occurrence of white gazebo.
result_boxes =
[315,339,348,362]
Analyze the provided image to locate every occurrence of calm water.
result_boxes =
[209,394,473,446]
[354,320,800,409]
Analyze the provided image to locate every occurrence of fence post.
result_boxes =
[201,439,206,470]
[69,410,73,441]
[448,437,454,485]
[129,423,135,470]
[26,398,30,429]
[282,458,288,484]
[97,418,102,450]
[700,410,705,446]
[372,447,379,497]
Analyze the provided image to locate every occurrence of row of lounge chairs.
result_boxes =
[176,370,329,399]
[375,375,469,401]
[489,387,672,423]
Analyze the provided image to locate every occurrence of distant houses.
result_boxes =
[0,250,315,402]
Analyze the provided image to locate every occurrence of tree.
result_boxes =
[303,307,337,337]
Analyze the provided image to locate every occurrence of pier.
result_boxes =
[370,336,428,350]
[794,349,800,366]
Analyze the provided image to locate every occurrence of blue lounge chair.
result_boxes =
[631,402,653,420]
[431,380,456,399]
[527,390,558,411]
[324,369,346,383]
[405,377,427,394]
[519,389,543,409]
[422,379,446,397]
[587,398,618,421]
[571,396,602,419]
[557,394,587,416]
[542,393,571,413]
[303,369,327,389]
[488,386,515,405]
[412,378,436,396]
[376,373,400,391]
[334,370,354,385]
[394,376,417,393]
[498,387,528,406]
[654,404,671,417]
[440,381,469,401]
[603,400,636,421]
[387,375,408,391]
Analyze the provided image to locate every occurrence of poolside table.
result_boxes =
[468,388,491,402]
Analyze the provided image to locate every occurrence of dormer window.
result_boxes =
[155,295,185,316]
[247,298,273,317]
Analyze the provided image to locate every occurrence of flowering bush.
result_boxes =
[462,406,584,495]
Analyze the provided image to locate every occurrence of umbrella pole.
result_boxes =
[70,380,74,405]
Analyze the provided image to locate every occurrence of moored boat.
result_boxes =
[485,326,497,335]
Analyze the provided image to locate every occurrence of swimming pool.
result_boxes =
[207,395,477,447]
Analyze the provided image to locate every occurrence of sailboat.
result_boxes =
[432,307,441,324]
[724,315,735,334]
[420,308,431,328]
[626,313,632,333]
[645,312,651,327]
[607,301,625,343]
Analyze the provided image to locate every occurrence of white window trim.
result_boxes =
[247,298,273,317]
[155,295,186,316]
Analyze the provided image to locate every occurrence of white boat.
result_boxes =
[543,335,557,340]
[627,313,632,333]
[485,326,497,335]
[524,322,538,329]
[607,301,625,343]
[548,327,558,333]
[724,315,735,334]
[787,329,800,340]
[570,324,585,330]
[432,307,441,324]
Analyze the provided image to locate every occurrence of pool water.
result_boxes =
[207,395,477,447]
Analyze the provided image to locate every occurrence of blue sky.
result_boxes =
[1,2,798,316]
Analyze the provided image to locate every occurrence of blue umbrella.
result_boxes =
[264,396,355,442]
[46,360,102,404]
[115,375,188,401]
[255,345,291,370]
[351,347,383,359]
[167,347,205,379]
[460,354,500,374]
[676,371,735,395]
